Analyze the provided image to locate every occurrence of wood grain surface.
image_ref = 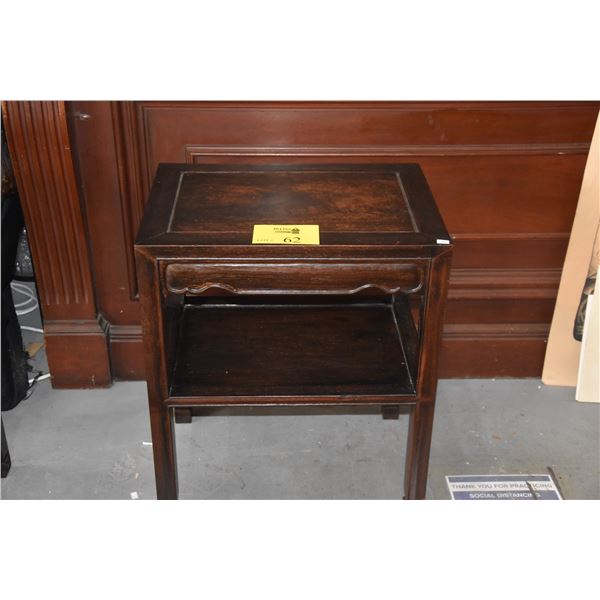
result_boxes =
[4,101,598,384]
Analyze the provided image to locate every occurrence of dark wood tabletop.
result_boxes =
[136,163,450,249]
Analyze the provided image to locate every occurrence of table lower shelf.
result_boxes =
[169,299,416,403]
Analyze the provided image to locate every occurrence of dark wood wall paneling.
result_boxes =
[6,101,599,386]
[2,101,111,387]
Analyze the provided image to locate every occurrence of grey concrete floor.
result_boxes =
[2,377,598,499]
[2,282,599,500]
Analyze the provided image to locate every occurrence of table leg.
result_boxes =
[404,400,435,499]
[1,419,11,478]
[149,402,178,500]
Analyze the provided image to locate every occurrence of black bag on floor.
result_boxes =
[1,192,30,411]
[2,287,30,410]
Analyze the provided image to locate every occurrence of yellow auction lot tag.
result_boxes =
[252,224,320,245]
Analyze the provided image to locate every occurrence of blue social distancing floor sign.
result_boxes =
[446,474,562,500]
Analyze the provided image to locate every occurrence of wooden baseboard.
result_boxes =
[109,324,145,380]
[108,321,548,381]
[44,318,112,388]
[439,323,548,378]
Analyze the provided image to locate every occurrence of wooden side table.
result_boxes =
[135,163,452,499]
